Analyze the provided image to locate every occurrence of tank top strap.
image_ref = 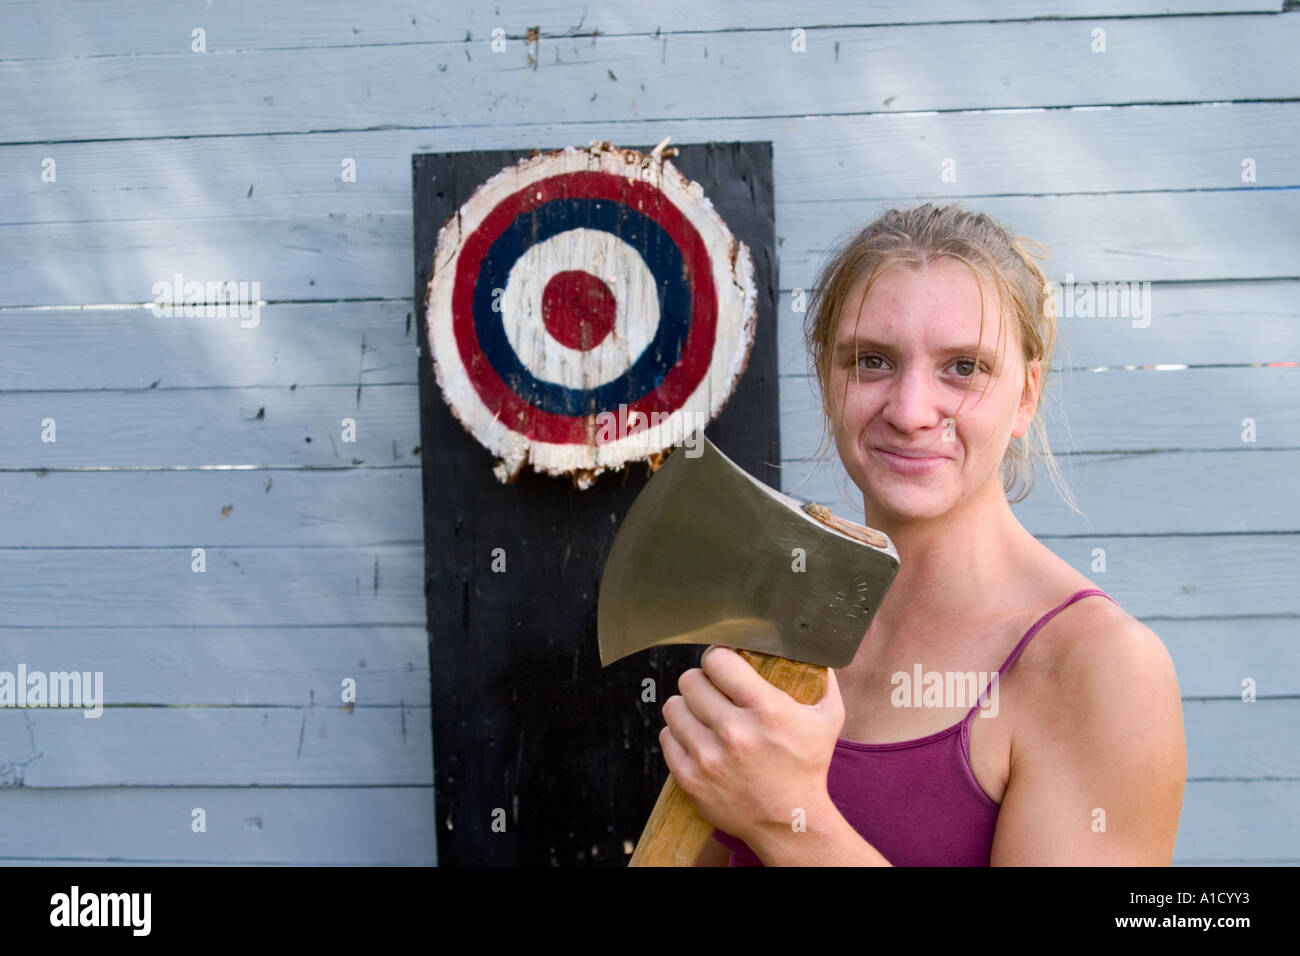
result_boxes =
[967,587,1116,717]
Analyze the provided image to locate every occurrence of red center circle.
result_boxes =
[541,270,617,351]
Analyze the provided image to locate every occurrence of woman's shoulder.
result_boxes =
[1007,540,1154,659]
[1013,571,1181,734]
[1014,561,1158,658]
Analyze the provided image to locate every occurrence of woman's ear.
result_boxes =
[1012,359,1042,439]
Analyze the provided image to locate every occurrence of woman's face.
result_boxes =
[826,259,1040,525]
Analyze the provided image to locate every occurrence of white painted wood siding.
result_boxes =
[0,0,1294,865]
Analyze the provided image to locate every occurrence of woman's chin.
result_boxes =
[860,480,953,523]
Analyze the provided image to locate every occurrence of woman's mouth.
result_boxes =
[871,446,948,476]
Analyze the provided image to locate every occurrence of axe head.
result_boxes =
[597,433,900,669]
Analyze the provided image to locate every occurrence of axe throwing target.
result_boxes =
[425,140,758,487]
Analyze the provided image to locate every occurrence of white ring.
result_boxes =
[499,227,659,390]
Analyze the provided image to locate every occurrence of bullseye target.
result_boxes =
[425,141,757,487]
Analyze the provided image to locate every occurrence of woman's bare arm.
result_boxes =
[989,612,1186,865]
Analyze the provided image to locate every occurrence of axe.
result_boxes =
[597,433,900,866]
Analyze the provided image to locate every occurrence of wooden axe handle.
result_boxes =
[628,649,828,866]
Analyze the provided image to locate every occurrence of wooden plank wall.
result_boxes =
[0,0,1295,865]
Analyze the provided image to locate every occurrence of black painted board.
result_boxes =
[413,142,778,866]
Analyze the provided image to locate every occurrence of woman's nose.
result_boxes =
[881,368,945,434]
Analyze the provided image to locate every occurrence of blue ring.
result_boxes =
[473,198,693,417]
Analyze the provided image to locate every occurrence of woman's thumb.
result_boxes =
[819,666,845,717]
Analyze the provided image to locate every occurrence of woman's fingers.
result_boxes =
[676,664,736,731]
[658,723,689,778]
[699,644,785,713]
[661,687,714,760]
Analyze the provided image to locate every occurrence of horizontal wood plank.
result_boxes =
[1173,779,1300,862]
[1158,619,1300,699]
[0,300,417,390]
[0,616,1281,709]
[1,1,1280,62]
[0,545,426,627]
[777,279,1300,376]
[1008,450,1300,535]
[0,384,423,468]
[1184,698,1300,780]
[780,365,1300,460]
[1042,535,1300,618]
[781,448,1300,535]
[4,191,1299,307]
[0,533,1294,626]
[6,446,1293,549]
[0,705,431,787]
[0,213,408,307]
[0,786,436,864]
[777,190,1300,291]
[0,627,429,705]
[0,467,423,546]
[4,16,1297,142]
[7,103,1298,226]
[0,779,1290,865]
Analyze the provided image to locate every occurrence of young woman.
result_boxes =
[660,203,1186,866]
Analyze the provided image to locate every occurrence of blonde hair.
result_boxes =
[798,201,1081,515]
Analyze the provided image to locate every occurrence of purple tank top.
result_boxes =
[711,588,1116,866]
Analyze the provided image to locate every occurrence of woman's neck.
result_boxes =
[861,482,1032,639]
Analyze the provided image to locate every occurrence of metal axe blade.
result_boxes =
[597,432,899,670]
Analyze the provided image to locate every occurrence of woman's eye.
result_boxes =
[954,358,992,377]
[851,354,986,376]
